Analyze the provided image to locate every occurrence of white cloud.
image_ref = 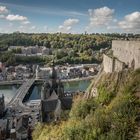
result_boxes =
[6,14,28,21]
[58,18,79,33]
[22,20,30,25]
[85,6,115,32]
[58,25,72,32]
[0,6,8,19]
[0,6,31,25]
[0,6,8,14]
[118,11,140,32]
[63,18,79,26]
[88,6,115,27]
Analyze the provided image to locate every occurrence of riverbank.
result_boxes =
[0,76,95,86]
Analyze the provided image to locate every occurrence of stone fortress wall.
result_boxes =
[114,58,124,72]
[103,54,114,73]
[112,41,140,69]
[103,40,140,73]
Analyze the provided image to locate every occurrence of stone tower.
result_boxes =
[40,62,64,122]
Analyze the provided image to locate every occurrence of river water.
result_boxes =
[0,80,91,103]
[0,85,20,103]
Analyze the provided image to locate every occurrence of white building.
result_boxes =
[36,65,51,79]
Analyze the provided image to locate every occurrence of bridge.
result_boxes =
[7,79,35,111]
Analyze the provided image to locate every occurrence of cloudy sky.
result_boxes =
[0,0,140,33]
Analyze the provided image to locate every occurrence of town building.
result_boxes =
[42,47,50,55]
[15,115,30,139]
[8,46,24,51]
[9,45,51,56]
[35,65,51,80]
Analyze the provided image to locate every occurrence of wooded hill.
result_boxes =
[0,33,139,66]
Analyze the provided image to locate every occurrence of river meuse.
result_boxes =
[0,80,91,103]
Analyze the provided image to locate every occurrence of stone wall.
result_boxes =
[103,54,114,73]
[112,40,140,69]
[114,59,125,72]
[103,54,125,73]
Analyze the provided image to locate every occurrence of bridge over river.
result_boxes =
[7,79,35,112]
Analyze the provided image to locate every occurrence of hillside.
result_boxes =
[33,68,140,140]
[0,33,139,66]
[0,33,111,66]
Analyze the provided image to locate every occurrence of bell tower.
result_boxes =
[40,60,65,122]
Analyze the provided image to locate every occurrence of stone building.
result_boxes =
[0,94,5,117]
[40,63,72,122]
[103,40,140,73]
[42,47,50,55]
[15,115,30,139]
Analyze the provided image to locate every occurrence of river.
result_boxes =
[0,80,91,103]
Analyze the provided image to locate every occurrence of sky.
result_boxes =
[0,0,140,33]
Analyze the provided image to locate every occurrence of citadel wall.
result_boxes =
[114,59,125,72]
[103,41,140,73]
[103,54,124,73]
[112,41,140,69]
[103,54,114,73]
